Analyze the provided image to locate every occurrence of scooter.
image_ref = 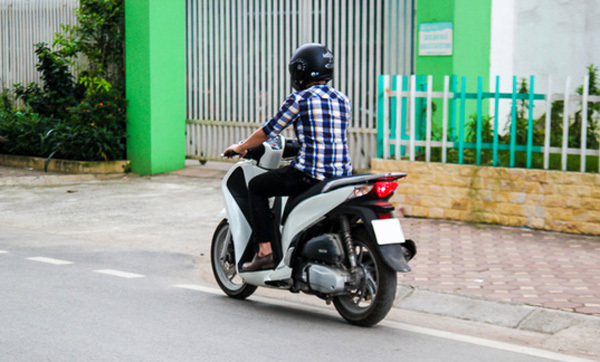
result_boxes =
[211,135,416,327]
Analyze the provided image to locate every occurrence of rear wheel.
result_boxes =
[211,219,257,299]
[333,230,397,327]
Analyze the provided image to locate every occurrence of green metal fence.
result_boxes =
[377,74,600,173]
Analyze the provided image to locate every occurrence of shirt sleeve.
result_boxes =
[261,93,300,138]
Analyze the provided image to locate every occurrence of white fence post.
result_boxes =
[580,75,589,172]
[561,77,571,171]
[425,75,433,162]
[382,75,390,160]
[409,74,416,162]
[395,75,404,160]
[543,76,552,170]
[442,75,450,164]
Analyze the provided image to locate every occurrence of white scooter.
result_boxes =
[211,135,416,326]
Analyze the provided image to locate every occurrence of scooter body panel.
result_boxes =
[221,161,267,265]
[280,186,354,252]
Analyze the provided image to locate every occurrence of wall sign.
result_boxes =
[419,22,453,56]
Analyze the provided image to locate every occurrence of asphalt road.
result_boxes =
[0,227,576,362]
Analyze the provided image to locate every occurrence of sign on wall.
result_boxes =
[419,22,453,56]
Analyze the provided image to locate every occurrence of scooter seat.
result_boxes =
[281,172,406,224]
[281,178,336,224]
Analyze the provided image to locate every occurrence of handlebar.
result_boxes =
[222,138,298,160]
[222,150,239,158]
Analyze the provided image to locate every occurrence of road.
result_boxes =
[0,230,568,362]
[0,164,594,361]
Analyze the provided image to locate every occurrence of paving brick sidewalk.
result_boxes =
[399,217,600,316]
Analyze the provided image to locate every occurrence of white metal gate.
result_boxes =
[0,0,79,91]
[185,0,414,169]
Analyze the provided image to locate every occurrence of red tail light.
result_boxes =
[370,181,398,198]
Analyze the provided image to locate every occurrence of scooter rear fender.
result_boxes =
[328,204,416,273]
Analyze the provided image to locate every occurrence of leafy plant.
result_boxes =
[14,43,85,119]
[54,0,125,92]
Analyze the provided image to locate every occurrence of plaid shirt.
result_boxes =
[261,84,352,180]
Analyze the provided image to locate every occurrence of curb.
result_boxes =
[394,284,600,335]
[0,154,129,174]
[0,173,130,186]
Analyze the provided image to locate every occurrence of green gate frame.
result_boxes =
[125,0,186,175]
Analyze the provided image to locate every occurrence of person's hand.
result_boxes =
[222,143,247,158]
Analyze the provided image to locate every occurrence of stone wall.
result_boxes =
[371,159,600,236]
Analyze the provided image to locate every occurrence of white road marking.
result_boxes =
[0,250,9,254]
[175,284,594,362]
[27,257,73,265]
[93,269,145,279]
[173,284,223,294]
[379,320,595,362]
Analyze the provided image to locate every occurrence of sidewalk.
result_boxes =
[399,218,600,316]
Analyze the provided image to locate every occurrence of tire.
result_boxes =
[333,229,397,327]
[211,219,257,299]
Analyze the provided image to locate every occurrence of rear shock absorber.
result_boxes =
[340,216,357,270]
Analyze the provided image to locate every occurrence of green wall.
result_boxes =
[125,0,186,175]
[415,0,492,92]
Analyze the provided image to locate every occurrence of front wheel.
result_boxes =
[211,219,257,299]
[333,230,397,327]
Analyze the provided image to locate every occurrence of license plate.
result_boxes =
[371,218,405,245]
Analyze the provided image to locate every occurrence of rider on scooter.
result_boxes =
[223,43,352,272]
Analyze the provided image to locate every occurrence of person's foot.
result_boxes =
[241,253,275,271]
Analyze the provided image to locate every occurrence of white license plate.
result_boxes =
[371,218,405,245]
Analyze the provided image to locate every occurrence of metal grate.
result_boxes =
[185,0,414,170]
[0,0,79,91]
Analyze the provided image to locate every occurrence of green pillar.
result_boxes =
[415,0,491,91]
[415,0,491,136]
[125,0,186,175]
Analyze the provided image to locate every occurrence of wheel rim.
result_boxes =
[337,240,379,314]
[213,224,245,291]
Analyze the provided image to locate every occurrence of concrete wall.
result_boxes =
[372,159,600,236]
[490,0,600,125]
[491,0,600,87]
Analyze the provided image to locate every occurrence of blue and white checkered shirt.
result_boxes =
[261,84,352,180]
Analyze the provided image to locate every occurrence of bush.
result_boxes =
[0,88,126,161]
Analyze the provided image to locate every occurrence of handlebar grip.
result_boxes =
[222,150,238,158]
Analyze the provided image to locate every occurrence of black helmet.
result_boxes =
[289,43,334,91]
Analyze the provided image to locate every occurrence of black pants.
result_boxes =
[248,165,318,245]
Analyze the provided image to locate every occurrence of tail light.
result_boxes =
[374,201,395,219]
[370,181,398,199]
